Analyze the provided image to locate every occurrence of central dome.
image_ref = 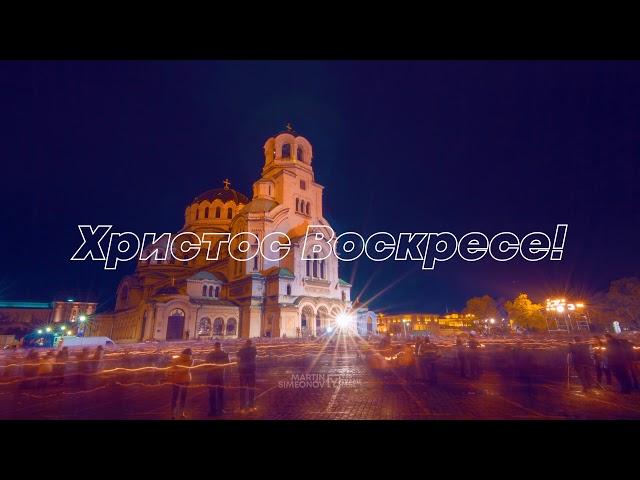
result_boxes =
[192,187,249,205]
[190,178,249,206]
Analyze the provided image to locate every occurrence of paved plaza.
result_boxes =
[1,337,639,420]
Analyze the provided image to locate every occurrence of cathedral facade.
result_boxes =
[92,128,375,342]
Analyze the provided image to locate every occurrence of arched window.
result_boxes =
[204,207,209,218]
[320,260,325,279]
[286,284,291,296]
[306,202,310,215]
[226,318,237,335]
[300,200,305,214]
[282,143,291,158]
[215,207,221,218]
[202,285,207,296]
[195,209,199,220]
[227,207,233,219]
[313,253,318,277]
[253,255,258,271]
[208,285,213,297]
[213,317,224,336]
[306,259,310,276]
[197,317,211,336]
[297,146,304,162]
[316,312,321,328]
[342,291,346,302]
[215,286,220,297]
[296,198,299,212]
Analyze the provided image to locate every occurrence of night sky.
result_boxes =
[0,61,638,314]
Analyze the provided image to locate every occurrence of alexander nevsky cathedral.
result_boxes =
[92,127,377,342]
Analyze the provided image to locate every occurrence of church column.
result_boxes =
[239,304,263,338]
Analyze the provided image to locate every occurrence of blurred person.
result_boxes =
[52,347,69,385]
[3,345,22,380]
[398,342,416,381]
[591,336,611,387]
[417,336,441,385]
[456,335,467,378]
[237,339,257,412]
[569,337,594,392]
[604,333,633,394]
[77,348,92,389]
[22,349,40,389]
[36,351,55,388]
[618,337,638,390]
[168,348,194,419]
[205,342,230,417]
[467,333,482,379]
[92,346,105,373]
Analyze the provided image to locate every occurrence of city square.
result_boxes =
[2,333,639,420]
[1,61,639,423]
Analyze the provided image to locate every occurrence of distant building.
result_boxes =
[0,300,97,337]
[377,312,473,336]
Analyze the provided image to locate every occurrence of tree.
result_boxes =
[463,295,499,321]
[503,293,545,331]
[601,277,640,329]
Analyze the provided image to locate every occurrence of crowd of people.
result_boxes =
[371,331,640,397]
[569,333,639,394]
[2,331,639,419]
[1,344,106,389]
[162,339,257,419]
[375,332,484,384]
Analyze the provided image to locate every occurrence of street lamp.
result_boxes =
[402,318,410,338]
[78,314,88,337]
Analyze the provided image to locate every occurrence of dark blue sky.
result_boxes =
[0,61,638,313]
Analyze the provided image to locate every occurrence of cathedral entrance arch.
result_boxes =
[166,309,185,340]
[300,305,315,337]
[316,306,329,335]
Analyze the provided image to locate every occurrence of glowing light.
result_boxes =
[79,315,87,322]
[60,326,66,331]
[45,327,52,332]
[326,326,333,333]
[576,303,584,308]
[489,318,495,324]
[556,305,565,313]
[37,329,43,334]
[335,313,353,329]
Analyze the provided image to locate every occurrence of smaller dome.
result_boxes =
[190,271,218,281]
[189,271,226,282]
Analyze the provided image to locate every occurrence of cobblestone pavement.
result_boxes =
[1,339,639,420]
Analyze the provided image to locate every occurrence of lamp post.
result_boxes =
[402,318,410,338]
[78,314,87,337]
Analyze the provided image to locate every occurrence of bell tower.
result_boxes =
[255,124,323,221]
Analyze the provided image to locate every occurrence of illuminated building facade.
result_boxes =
[92,127,365,342]
[0,300,97,337]
[376,312,473,336]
